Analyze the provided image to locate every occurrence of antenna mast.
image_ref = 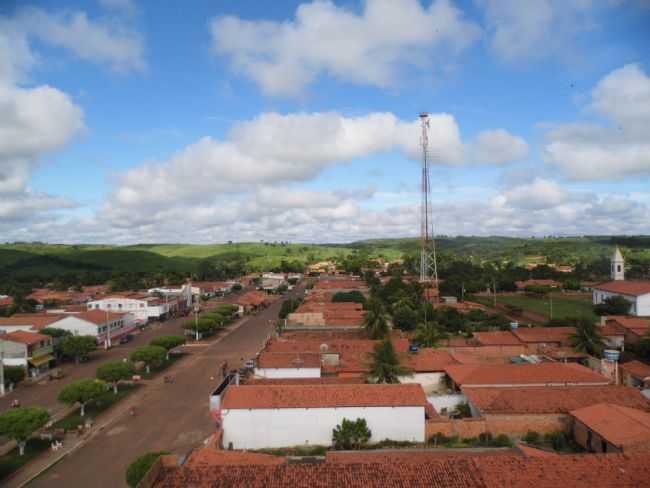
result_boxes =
[419,113,438,291]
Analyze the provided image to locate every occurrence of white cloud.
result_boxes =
[477,0,596,62]
[544,63,650,180]
[15,8,145,73]
[210,0,480,96]
[468,129,528,164]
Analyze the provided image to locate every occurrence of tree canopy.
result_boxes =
[97,361,135,393]
[0,406,50,455]
[363,298,390,340]
[59,335,97,363]
[332,418,371,450]
[130,345,167,373]
[58,379,107,416]
[594,295,631,316]
[570,319,606,357]
[126,451,170,488]
[368,339,411,383]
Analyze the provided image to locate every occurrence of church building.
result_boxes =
[592,247,650,317]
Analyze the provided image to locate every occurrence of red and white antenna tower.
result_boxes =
[419,113,438,290]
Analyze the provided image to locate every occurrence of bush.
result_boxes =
[126,451,169,488]
[231,283,242,291]
[545,432,569,451]
[332,418,372,450]
[523,431,540,444]
[332,291,366,304]
[493,434,513,448]
[3,366,25,386]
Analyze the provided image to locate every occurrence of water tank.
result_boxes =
[603,349,620,362]
[510,322,519,330]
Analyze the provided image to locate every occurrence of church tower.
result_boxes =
[611,247,625,281]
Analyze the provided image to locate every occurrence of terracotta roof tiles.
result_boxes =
[570,403,650,450]
[511,326,575,344]
[3,330,51,345]
[620,360,650,380]
[593,281,650,296]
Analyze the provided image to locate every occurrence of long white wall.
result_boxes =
[253,367,321,379]
[222,406,424,449]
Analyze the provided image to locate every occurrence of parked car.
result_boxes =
[119,334,134,345]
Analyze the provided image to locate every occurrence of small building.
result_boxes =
[571,403,650,453]
[445,362,611,390]
[604,316,650,346]
[592,248,650,316]
[236,291,270,314]
[515,279,562,291]
[220,384,427,449]
[253,353,322,379]
[620,360,650,388]
[0,313,65,333]
[400,349,458,394]
[260,273,287,292]
[0,295,13,311]
[1,330,54,376]
[511,326,576,349]
[50,310,136,347]
[472,331,523,347]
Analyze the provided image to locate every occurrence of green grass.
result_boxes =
[54,384,140,431]
[0,438,51,481]
[474,293,597,321]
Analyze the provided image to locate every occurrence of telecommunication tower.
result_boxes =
[419,112,439,290]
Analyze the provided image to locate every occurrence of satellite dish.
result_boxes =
[320,343,329,353]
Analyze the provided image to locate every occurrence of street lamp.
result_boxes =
[194,304,200,341]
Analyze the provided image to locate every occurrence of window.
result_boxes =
[601,440,607,453]
[118,304,122,309]
[617,265,621,272]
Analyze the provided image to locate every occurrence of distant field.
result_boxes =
[474,293,597,321]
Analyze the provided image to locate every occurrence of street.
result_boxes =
[25,286,301,488]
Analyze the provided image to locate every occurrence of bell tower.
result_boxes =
[611,247,625,281]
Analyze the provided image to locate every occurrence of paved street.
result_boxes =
[25,286,301,488]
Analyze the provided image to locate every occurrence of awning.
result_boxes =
[29,355,54,367]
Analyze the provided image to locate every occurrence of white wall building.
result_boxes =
[253,353,321,379]
[87,294,170,324]
[220,384,427,449]
[50,310,136,347]
[592,248,650,317]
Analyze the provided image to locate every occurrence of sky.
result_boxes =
[1,0,650,244]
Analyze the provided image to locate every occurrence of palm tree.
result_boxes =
[363,298,390,339]
[368,339,412,383]
[570,319,606,357]
[415,321,448,348]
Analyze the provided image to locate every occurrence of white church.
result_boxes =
[592,247,650,317]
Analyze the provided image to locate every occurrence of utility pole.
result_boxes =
[194,304,200,341]
[492,278,497,308]
[0,342,5,397]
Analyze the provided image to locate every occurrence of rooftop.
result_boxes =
[402,348,458,372]
[67,309,129,325]
[472,331,522,346]
[511,326,575,344]
[184,449,286,468]
[606,316,650,333]
[464,386,650,415]
[256,352,322,369]
[3,330,51,345]
[221,384,427,410]
[620,360,650,380]
[0,314,65,330]
[244,377,364,386]
[593,281,650,297]
[571,403,650,450]
[445,362,610,387]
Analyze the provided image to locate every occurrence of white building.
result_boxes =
[592,248,650,317]
[50,310,136,347]
[219,384,427,449]
[253,353,321,379]
[86,294,170,325]
[261,273,287,292]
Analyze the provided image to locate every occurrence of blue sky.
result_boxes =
[1,0,650,243]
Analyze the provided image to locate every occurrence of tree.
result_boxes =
[40,327,72,339]
[58,379,106,417]
[3,365,26,386]
[183,318,218,337]
[150,335,186,360]
[594,295,632,316]
[0,407,50,456]
[97,361,135,394]
[415,321,448,348]
[130,345,167,373]
[332,291,366,304]
[59,335,97,363]
[392,304,417,331]
[570,319,606,357]
[368,339,412,384]
[637,331,650,361]
[363,298,390,339]
[126,451,170,488]
[332,418,372,450]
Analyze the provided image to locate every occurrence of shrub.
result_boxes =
[332,418,372,450]
[545,432,569,451]
[493,434,513,448]
[523,431,540,444]
[126,451,170,488]
[3,366,26,386]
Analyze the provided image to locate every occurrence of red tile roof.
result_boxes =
[464,386,650,415]
[152,453,650,488]
[0,314,65,330]
[256,353,322,369]
[606,316,650,334]
[571,403,650,450]
[325,449,519,464]
[66,310,129,325]
[244,377,363,386]
[402,348,458,372]
[184,449,285,468]
[237,291,270,307]
[472,331,522,346]
[593,281,650,296]
[222,384,427,410]
[515,279,562,289]
[312,279,368,291]
[0,296,13,307]
[620,360,650,380]
[516,444,558,458]
[446,362,610,387]
[512,326,575,344]
[3,330,51,346]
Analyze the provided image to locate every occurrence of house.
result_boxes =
[260,273,287,292]
[0,295,13,311]
[0,330,54,376]
[472,331,523,347]
[571,403,650,453]
[87,294,171,325]
[253,353,322,379]
[219,384,427,449]
[190,281,234,298]
[597,319,626,349]
[515,279,562,291]
[0,313,66,333]
[50,310,136,348]
[592,248,650,316]
[511,326,576,348]
[464,386,650,436]
[445,362,610,390]
[307,261,336,275]
[286,302,365,330]
[236,291,271,314]
[144,450,650,488]
[620,360,650,388]
[400,349,458,394]
[604,316,650,346]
